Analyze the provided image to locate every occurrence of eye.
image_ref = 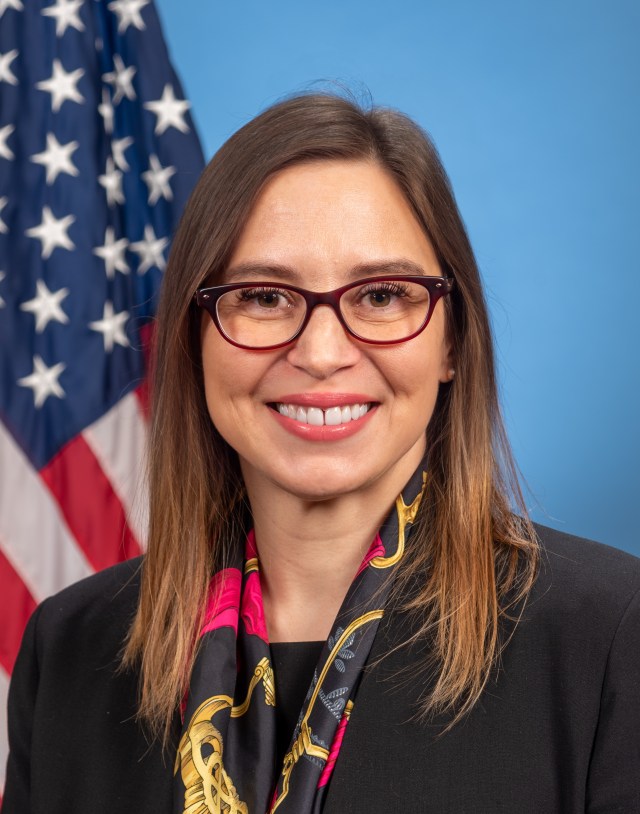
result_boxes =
[236,287,293,309]
[358,281,409,307]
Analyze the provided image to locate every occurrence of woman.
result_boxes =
[3,93,639,814]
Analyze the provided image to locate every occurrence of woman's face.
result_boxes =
[201,159,452,501]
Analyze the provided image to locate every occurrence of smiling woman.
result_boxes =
[3,93,640,814]
[200,160,453,506]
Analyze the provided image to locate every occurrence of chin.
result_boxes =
[238,438,427,505]
[252,457,379,503]
[279,477,363,503]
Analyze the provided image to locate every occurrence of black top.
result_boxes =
[3,524,640,813]
[270,640,325,769]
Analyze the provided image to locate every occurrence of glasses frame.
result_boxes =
[195,274,455,350]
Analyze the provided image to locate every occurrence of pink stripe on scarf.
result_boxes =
[242,569,269,642]
[317,709,351,788]
[200,567,242,636]
[241,529,269,642]
[355,533,385,577]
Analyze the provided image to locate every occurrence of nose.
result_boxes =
[285,304,362,379]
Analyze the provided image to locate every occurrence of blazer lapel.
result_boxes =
[321,604,429,813]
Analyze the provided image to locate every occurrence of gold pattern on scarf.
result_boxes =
[271,610,384,812]
[176,657,274,814]
[175,695,247,814]
[231,656,275,715]
[244,558,258,574]
[370,470,427,569]
[284,720,329,770]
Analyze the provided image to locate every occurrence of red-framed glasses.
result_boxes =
[195,275,455,350]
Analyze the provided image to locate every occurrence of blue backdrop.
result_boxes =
[155,0,639,555]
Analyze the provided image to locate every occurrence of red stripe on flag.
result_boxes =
[40,436,142,572]
[0,548,37,674]
[135,374,151,419]
[135,322,155,419]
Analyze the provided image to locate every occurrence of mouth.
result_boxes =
[269,401,374,427]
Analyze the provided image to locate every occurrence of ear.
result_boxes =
[438,335,455,383]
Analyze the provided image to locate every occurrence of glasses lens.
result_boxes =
[216,286,307,348]
[340,279,431,342]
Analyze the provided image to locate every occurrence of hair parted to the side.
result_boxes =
[122,91,539,744]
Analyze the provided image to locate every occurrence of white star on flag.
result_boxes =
[98,156,125,206]
[0,270,5,307]
[102,54,136,104]
[93,226,129,278]
[0,49,19,85]
[112,135,133,171]
[25,206,76,258]
[41,0,85,36]
[36,58,85,113]
[0,123,14,160]
[19,279,70,332]
[144,84,190,135]
[107,0,149,33]
[0,196,9,233]
[142,154,175,205]
[89,301,130,352]
[17,354,66,408]
[130,224,169,274]
[98,86,114,134]
[0,0,23,17]
[30,132,80,184]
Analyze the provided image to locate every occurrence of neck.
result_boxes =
[242,460,419,643]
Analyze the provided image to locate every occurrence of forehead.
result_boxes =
[225,159,441,286]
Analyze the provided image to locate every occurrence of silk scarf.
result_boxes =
[173,464,426,814]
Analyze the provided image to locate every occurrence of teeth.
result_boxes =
[275,402,371,426]
[325,407,342,426]
[306,407,323,426]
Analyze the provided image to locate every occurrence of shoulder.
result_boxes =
[532,522,640,604]
[30,556,143,667]
[523,526,640,809]
[11,558,145,754]
[41,554,142,609]
[35,555,143,627]
[520,523,640,651]
[5,558,176,812]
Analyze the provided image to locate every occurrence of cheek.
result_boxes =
[200,331,274,426]
[201,357,252,455]
[389,329,447,387]
[383,336,447,420]
[201,332,243,423]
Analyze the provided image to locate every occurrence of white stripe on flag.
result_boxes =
[82,392,149,549]
[0,667,10,790]
[0,421,93,602]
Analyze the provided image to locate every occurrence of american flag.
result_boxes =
[0,0,204,796]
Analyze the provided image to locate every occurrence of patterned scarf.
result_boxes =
[173,464,426,814]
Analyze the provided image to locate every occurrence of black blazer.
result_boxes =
[3,524,640,813]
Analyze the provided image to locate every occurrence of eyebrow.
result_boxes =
[222,259,428,283]
[350,260,427,278]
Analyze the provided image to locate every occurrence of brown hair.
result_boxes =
[123,92,538,742]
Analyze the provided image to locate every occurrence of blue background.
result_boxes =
[154,0,639,555]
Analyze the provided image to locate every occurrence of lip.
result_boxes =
[269,402,378,441]
[271,392,376,409]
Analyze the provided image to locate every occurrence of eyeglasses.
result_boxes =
[195,275,455,350]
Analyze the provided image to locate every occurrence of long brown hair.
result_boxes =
[123,92,538,742]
